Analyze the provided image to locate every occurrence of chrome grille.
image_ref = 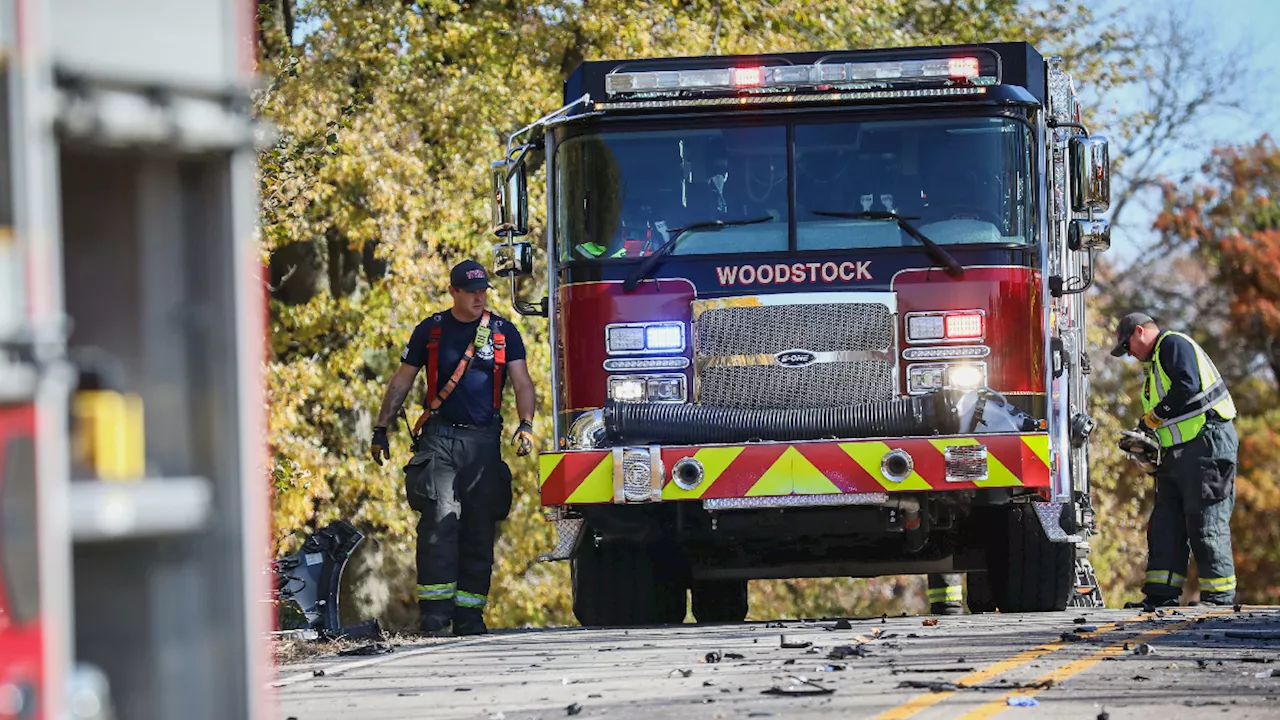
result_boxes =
[693,296,896,409]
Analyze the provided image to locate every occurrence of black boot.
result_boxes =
[452,607,488,636]
[930,603,964,616]
[1124,596,1179,610]
[419,613,452,637]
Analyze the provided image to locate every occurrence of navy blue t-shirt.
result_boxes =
[401,310,526,426]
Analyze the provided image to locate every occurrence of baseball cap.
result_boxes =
[1110,312,1154,357]
[449,259,492,292]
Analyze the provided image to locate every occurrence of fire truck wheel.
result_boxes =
[984,504,1073,613]
[691,579,749,623]
[964,571,998,613]
[571,537,688,627]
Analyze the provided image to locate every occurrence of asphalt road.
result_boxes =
[274,607,1280,720]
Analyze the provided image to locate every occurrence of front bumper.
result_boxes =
[539,433,1050,505]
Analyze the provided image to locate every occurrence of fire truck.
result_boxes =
[0,0,269,718]
[489,42,1111,625]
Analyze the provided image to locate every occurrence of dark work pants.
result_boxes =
[402,423,511,621]
[1142,420,1238,604]
[928,572,963,613]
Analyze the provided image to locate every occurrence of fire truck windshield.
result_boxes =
[555,116,1031,262]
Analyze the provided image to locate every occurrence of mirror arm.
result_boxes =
[1060,247,1096,296]
[1048,118,1091,135]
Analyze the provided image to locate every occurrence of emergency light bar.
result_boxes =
[604,56,993,97]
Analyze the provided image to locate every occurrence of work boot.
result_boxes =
[1189,597,1234,607]
[419,614,453,637]
[452,608,488,636]
[930,603,964,616]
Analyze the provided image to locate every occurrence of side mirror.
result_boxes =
[490,158,529,237]
[1068,218,1111,253]
[1069,135,1110,213]
[493,241,534,278]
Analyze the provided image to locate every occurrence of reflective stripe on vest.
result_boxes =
[1142,331,1237,447]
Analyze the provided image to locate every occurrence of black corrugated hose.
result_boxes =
[604,392,957,445]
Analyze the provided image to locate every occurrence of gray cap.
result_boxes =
[1110,312,1154,357]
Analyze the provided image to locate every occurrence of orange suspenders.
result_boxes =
[412,311,505,438]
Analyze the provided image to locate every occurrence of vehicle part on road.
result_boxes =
[780,635,812,649]
[691,579,748,623]
[761,676,834,696]
[273,520,364,632]
[1007,696,1039,706]
[603,392,954,445]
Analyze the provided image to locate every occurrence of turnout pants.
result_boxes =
[1142,420,1238,604]
[402,423,513,621]
[928,573,964,614]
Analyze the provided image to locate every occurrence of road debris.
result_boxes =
[828,645,871,660]
[833,619,853,630]
[337,642,392,656]
[892,667,976,674]
[1226,630,1280,641]
[1076,626,1099,633]
[922,619,939,627]
[780,636,812,649]
[1073,616,1089,624]
[725,653,745,660]
[566,702,583,716]
[668,669,694,678]
[1133,643,1155,656]
[897,679,1055,693]
[1006,696,1039,706]
[706,651,722,663]
[1254,668,1280,679]
[765,621,785,628]
[1059,633,1085,643]
[761,676,834,696]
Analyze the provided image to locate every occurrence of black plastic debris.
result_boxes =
[761,676,834,696]
[455,687,472,692]
[337,642,392,656]
[312,669,325,677]
[897,680,960,692]
[833,619,853,630]
[566,702,583,716]
[780,636,812,649]
[706,651,722,664]
[725,653,745,660]
[1226,630,1280,641]
[668,668,694,678]
[273,520,364,633]
[703,681,715,687]
[828,645,870,660]
[1133,643,1155,656]
[1059,633,1085,643]
[1234,604,1243,612]
[1132,675,1150,681]
[1073,616,1089,624]
[765,621,785,628]
[1097,712,1110,720]
[322,618,383,642]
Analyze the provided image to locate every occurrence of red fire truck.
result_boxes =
[490,42,1111,625]
[0,1,270,717]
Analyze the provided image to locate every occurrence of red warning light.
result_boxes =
[948,57,980,78]
[734,67,763,87]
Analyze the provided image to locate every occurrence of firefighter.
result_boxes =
[1110,312,1238,607]
[927,573,964,615]
[369,259,537,635]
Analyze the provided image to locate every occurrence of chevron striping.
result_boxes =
[841,441,932,491]
[1022,434,1050,469]
[565,453,613,503]
[662,446,744,500]
[539,453,565,489]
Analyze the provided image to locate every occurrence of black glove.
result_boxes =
[513,419,535,457]
[370,426,389,465]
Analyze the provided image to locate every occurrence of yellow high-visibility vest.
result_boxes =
[1142,331,1236,447]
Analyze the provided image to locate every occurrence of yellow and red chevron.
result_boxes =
[539,434,1050,505]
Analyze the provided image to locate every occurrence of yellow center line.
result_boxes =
[955,608,1239,720]
[873,614,1154,720]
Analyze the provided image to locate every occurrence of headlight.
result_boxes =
[605,322,686,355]
[608,376,647,402]
[906,362,986,395]
[608,374,687,403]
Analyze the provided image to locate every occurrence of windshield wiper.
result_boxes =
[622,216,773,292]
[812,210,964,278]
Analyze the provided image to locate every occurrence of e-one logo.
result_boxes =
[775,350,816,368]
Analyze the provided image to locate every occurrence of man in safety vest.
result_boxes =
[1110,312,1238,607]
[370,259,537,635]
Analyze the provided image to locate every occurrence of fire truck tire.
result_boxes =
[691,580,749,623]
[572,538,688,627]
[964,572,998,613]
[985,505,1073,613]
